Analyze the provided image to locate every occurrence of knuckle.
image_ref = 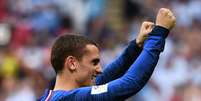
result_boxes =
[149,22,154,25]
[159,8,166,11]
[143,21,149,24]
[160,8,169,13]
[143,21,154,25]
[171,16,176,21]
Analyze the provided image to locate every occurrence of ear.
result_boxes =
[64,56,78,71]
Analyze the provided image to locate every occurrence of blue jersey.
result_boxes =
[39,26,169,101]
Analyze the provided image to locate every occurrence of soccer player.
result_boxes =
[39,8,176,101]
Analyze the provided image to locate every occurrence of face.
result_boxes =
[75,44,102,86]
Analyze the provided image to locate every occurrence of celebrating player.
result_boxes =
[39,8,176,101]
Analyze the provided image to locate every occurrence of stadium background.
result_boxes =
[0,0,201,101]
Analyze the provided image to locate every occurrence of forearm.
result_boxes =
[108,26,169,100]
[75,26,169,101]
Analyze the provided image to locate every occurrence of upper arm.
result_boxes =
[71,26,168,101]
[75,49,160,101]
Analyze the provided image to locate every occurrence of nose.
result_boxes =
[95,65,102,74]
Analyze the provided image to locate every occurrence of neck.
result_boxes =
[53,73,79,91]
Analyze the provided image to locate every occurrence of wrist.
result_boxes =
[136,38,143,47]
[150,25,170,39]
[155,23,170,30]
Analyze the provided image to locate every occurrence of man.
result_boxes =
[39,8,176,101]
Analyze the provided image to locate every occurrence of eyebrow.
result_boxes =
[91,58,100,64]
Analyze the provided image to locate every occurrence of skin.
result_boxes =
[54,44,102,91]
[73,44,102,86]
[136,21,154,47]
[156,8,176,30]
[53,23,155,91]
[137,8,176,47]
[53,8,176,91]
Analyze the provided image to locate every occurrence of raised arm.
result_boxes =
[96,21,154,85]
[74,8,176,101]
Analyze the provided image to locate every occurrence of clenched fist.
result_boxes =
[156,8,176,30]
[136,21,154,47]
